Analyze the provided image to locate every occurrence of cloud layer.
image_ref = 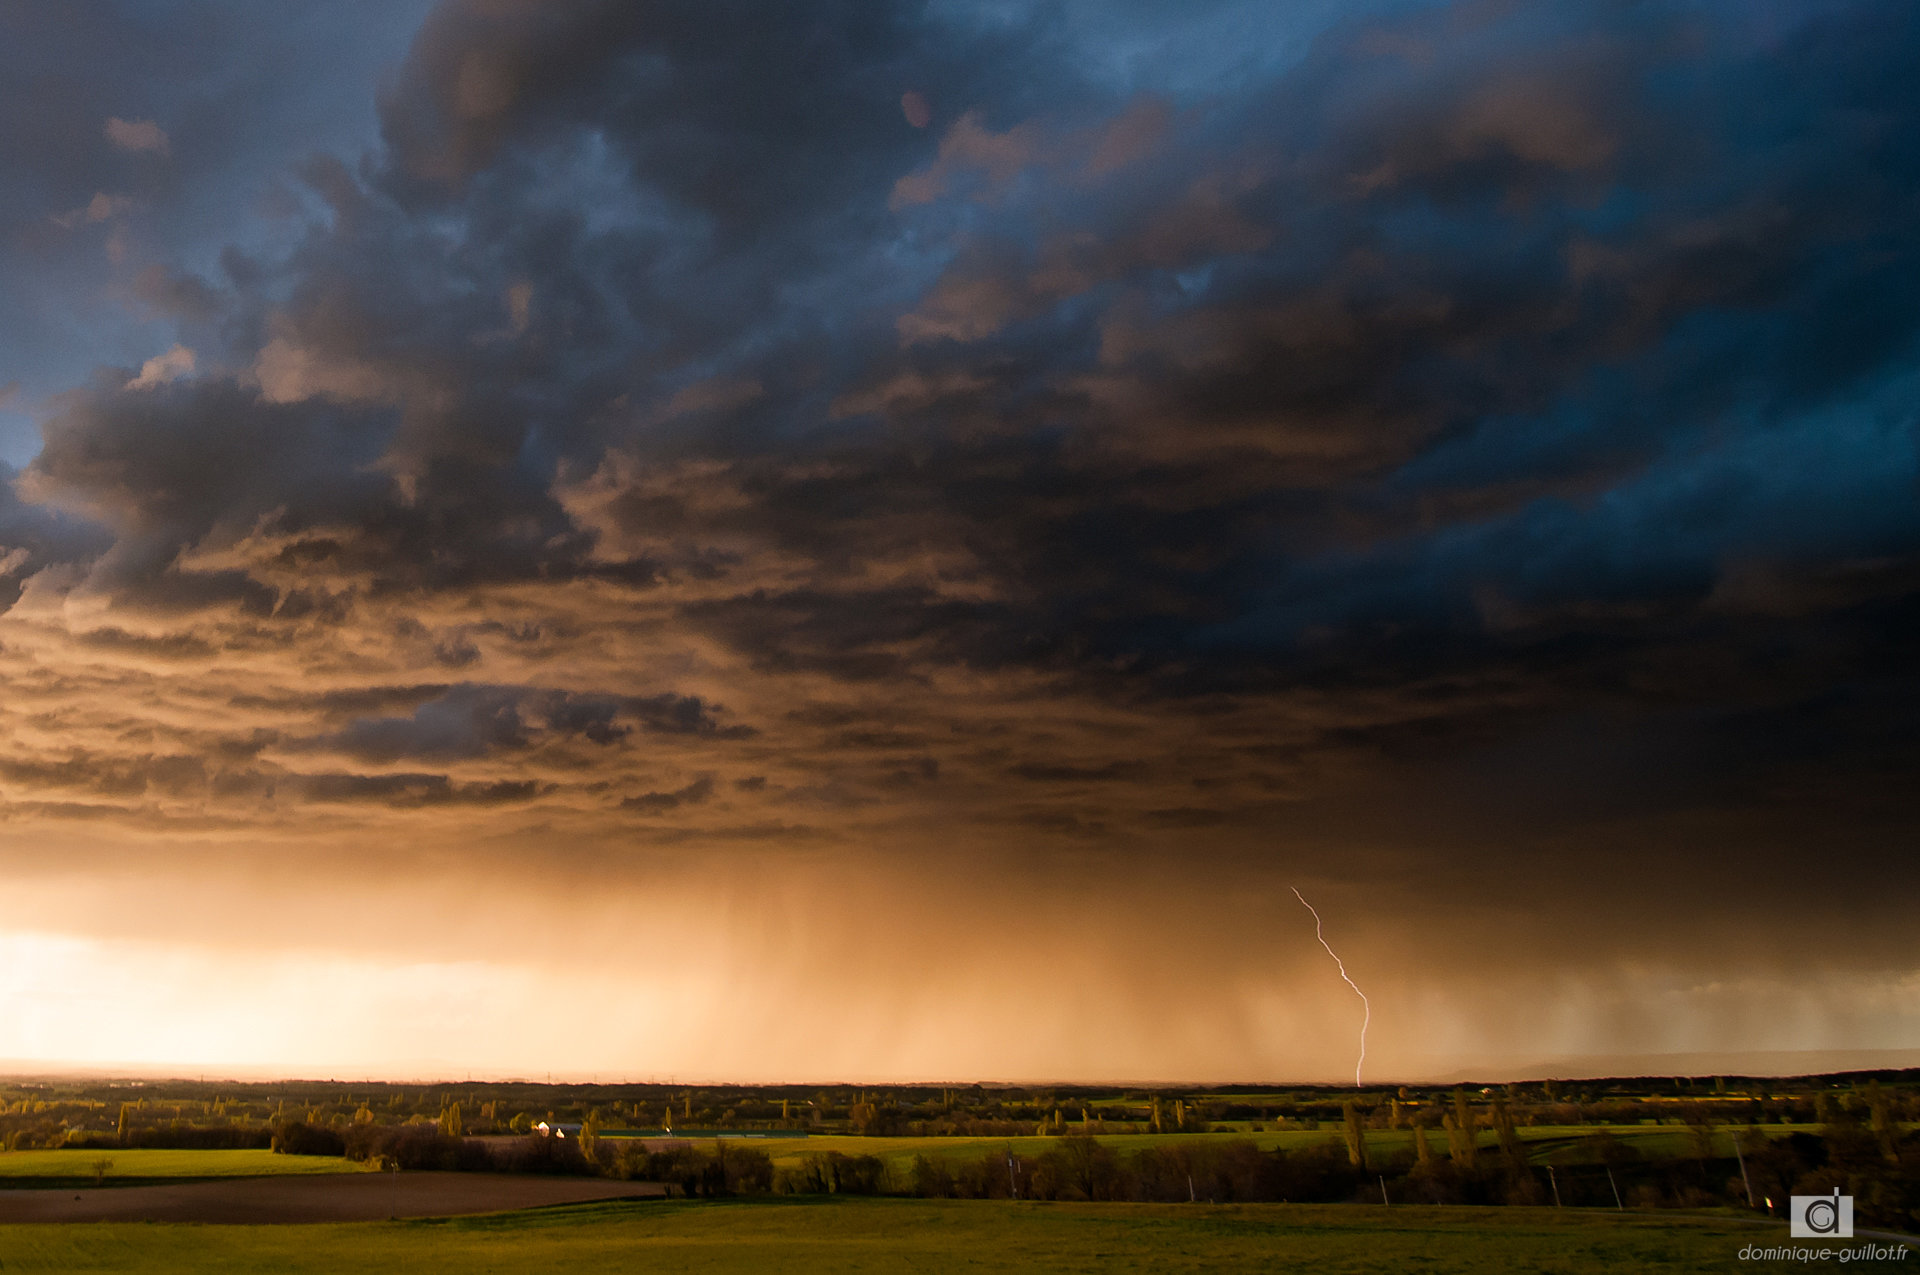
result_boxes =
[0,0,1916,1078]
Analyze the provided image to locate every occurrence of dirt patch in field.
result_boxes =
[0,1172,664,1223]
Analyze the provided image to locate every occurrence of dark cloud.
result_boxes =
[10,0,1917,725]
[0,0,1916,1074]
[297,770,546,807]
[0,752,207,800]
[72,627,218,660]
[0,463,112,609]
[132,264,226,323]
[619,775,714,814]
[233,689,410,730]
[307,685,747,763]
[0,1,434,460]
[26,378,393,564]
[1008,761,1146,784]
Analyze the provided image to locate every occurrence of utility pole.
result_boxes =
[1607,1166,1624,1210]
[1547,1165,1562,1208]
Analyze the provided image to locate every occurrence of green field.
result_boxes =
[650,1124,1815,1177]
[0,1149,364,1186]
[0,1197,1850,1273]
[0,1123,1816,1191]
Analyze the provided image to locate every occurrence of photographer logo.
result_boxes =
[1789,1189,1854,1239]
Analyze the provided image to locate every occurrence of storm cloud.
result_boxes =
[0,0,1916,1080]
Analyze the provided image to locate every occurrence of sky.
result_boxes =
[0,0,1917,1084]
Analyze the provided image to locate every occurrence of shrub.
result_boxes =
[270,1122,346,1157]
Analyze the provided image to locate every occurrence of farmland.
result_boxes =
[666,1122,1832,1177]
[0,1170,662,1224]
[0,1197,1851,1274]
[0,1147,363,1187]
[0,1069,1915,1252]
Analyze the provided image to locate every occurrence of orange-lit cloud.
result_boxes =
[104,117,170,156]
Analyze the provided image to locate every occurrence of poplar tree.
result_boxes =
[1490,1096,1522,1167]
[1868,1081,1899,1165]
[1445,1090,1477,1168]
[1341,1100,1369,1170]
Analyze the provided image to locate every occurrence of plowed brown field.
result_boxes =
[0,1172,663,1223]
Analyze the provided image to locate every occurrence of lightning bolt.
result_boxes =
[1292,886,1370,1088]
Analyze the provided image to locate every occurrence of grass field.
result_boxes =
[0,1197,1857,1273]
[0,1149,364,1187]
[642,1124,1815,1178]
[0,1122,1815,1191]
